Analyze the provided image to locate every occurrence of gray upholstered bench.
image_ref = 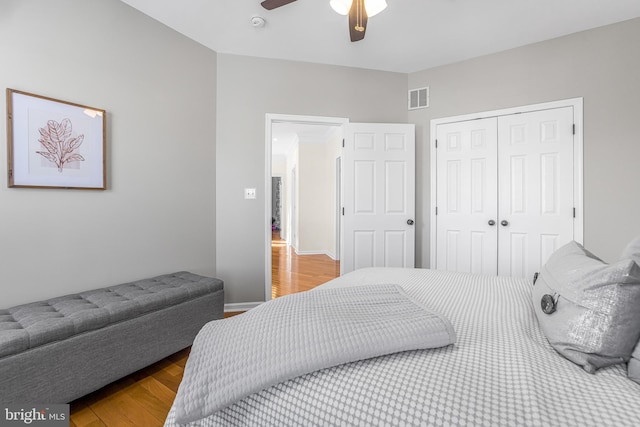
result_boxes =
[0,271,223,404]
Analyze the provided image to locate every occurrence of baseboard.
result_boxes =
[224,301,262,312]
[294,249,337,260]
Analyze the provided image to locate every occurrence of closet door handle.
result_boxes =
[407,219,414,225]
[488,220,496,226]
[501,220,509,227]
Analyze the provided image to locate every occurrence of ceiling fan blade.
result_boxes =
[348,0,368,42]
[261,0,297,10]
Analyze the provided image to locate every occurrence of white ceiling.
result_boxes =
[119,0,640,152]
[120,0,640,74]
[271,122,340,160]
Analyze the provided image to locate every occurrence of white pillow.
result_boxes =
[533,241,640,373]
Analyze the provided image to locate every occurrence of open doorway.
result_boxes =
[265,114,348,301]
[271,176,283,237]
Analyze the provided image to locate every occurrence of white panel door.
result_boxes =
[497,107,574,278]
[342,123,415,274]
[435,118,499,275]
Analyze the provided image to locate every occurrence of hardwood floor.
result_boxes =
[271,230,340,299]
[70,348,190,427]
[69,232,339,426]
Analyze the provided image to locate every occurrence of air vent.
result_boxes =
[408,87,429,110]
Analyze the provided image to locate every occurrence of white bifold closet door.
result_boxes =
[436,117,499,275]
[435,107,574,278]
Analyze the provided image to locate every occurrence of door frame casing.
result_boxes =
[429,98,584,269]
[264,113,349,302]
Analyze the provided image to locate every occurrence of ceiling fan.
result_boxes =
[260,0,387,42]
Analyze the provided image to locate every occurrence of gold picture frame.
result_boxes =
[7,89,106,190]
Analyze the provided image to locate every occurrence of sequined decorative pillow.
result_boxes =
[532,241,640,373]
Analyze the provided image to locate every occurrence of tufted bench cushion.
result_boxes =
[0,271,224,404]
[0,271,222,359]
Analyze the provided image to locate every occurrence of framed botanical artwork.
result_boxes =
[6,89,106,190]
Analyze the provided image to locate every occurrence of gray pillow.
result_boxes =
[532,241,640,373]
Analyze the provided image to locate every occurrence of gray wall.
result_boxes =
[216,54,408,303]
[3,2,637,308]
[0,0,217,308]
[298,141,333,255]
[409,17,640,266]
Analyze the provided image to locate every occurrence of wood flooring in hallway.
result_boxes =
[271,230,341,299]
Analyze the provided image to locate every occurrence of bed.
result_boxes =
[164,242,640,427]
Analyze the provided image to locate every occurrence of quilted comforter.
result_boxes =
[165,268,640,426]
[173,283,456,424]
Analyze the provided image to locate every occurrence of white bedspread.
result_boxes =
[166,268,640,426]
[173,283,456,424]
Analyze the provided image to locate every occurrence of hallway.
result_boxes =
[271,231,340,299]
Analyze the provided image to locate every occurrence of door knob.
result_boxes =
[407,219,414,225]
[488,220,496,226]
[501,220,509,226]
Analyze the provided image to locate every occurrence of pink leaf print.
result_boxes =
[37,127,56,154]
[64,153,84,163]
[36,151,58,164]
[36,118,85,172]
[48,119,72,146]
[67,134,84,152]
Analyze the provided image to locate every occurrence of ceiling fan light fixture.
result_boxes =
[330,0,387,17]
[329,0,351,15]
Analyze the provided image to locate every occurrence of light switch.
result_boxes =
[244,188,257,199]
